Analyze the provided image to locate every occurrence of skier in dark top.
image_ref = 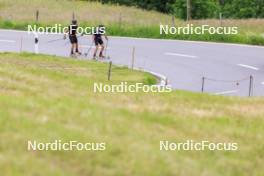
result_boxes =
[92,25,108,59]
[64,20,81,57]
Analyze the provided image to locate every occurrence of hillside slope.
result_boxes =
[0,53,263,176]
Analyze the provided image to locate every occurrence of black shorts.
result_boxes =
[94,38,103,46]
[69,35,78,44]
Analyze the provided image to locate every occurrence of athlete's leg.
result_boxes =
[75,36,81,54]
[75,43,81,54]
[93,45,99,58]
[71,44,74,55]
[99,44,105,57]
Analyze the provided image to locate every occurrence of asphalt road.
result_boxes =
[1,29,264,96]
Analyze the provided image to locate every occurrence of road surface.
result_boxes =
[1,29,264,96]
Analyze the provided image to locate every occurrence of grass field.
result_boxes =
[0,0,173,26]
[0,53,264,176]
[0,0,264,45]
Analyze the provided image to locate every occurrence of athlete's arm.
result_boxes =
[63,28,69,40]
[104,35,108,41]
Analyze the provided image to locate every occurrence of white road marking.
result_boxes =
[0,39,16,43]
[261,82,264,85]
[165,52,198,58]
[237,64,259,71]
[213,90,239,95]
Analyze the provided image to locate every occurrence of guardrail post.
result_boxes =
[249,75,253,97]
[201,77,205,93]
[187,0,191,21]
[118,13,122,28]
[131,46,135,70]
[20,37,23,52]
[34,32,39,54]
[108,61,112,81]
[172,16,175,27]
[219,12,223,26]
[36,10,39,23]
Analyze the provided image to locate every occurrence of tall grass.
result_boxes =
[0,0,174,26]
[0,0,264,45]
[1,20,263,46]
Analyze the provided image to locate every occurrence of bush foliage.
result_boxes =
[98,0,264,19]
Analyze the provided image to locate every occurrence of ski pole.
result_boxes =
[104,39,108,57]
[85,40,94,57]
[47,37,64,43]
[64,34,85,45]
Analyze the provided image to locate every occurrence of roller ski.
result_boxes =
[70,52,82,58]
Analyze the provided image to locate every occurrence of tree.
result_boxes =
[169,0,220,20]
[99,0,264,19]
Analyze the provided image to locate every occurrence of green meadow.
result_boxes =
[0,53,263,176]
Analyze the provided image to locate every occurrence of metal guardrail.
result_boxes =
[201,75,254,97]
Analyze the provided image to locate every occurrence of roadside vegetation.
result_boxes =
[0,0,264,45]
[101,0,264,19]
[0,0,264,44]
[0,53,264,176]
